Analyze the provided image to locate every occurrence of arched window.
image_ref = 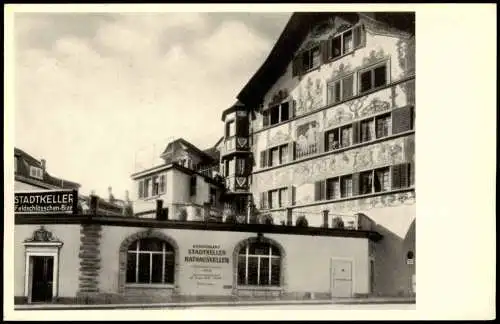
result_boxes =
[237,241,281,286]
[126,238,175,284]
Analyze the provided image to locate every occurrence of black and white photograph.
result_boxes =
[4,3,496,321]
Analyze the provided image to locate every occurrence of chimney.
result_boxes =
[125,190,130,202]
[40,159,46,171]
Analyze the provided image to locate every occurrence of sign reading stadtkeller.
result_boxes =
[14,189,78,215]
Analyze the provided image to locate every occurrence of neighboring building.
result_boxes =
[14,147,81,191]
[131,138,225,221]
[78,187,134,217]
[220,12,416,297]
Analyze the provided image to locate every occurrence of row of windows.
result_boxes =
[314,162,414,202]
[260,106,414,169]
[138,174,166,199]
[223,158,248,177]
[293,24,366,76]
[263,62,389,129]
[260,162,413,210]
[260,187,289,210]
[126,238,281,288]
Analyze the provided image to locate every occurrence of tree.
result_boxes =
[296,216,309,227]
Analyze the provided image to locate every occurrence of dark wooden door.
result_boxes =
[31,256,54,302]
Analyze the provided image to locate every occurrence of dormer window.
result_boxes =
[30,166,44,180]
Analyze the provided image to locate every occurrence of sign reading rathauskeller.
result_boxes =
[14,189,78,215]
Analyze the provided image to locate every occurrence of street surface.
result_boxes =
[189,303,415,310]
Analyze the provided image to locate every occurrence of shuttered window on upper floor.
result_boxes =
[293,24,366,78]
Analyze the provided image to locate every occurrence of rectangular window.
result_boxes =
[374,167,390,193]
[152,176,160,196]
[270,105,280,125]
[279,145,289,164]
[341,176,353,198]
[302,46,321,71]
[376,113,391,139]
[343,30,353,54]
[270,190,279,209]
[331,35,342,59]
[327,74,354,105]
[359,63,388,94]
[29,166,43,180]
[360,119,375,143]
[236,158,246,176]
[280,102,290,121]
[159,175,166,194]
[143,178,151,198]
[326,177,340,200]
[226,120,236,138]
[269,147,279,167]
[138,180,144,199]
[279,188,288,207]
[359,171,374,195]
[341,125,352,147]
[265,102,290,127]
[325,128,340,151]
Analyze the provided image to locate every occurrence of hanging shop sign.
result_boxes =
[15,189,78,215]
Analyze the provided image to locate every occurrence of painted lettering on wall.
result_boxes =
[185,244,230,263]
[185,244,230,289]
[14,190,78,214]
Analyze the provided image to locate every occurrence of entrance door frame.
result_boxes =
[23,242,63,303]
[330,257,356,298]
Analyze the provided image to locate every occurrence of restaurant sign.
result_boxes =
[15,189,78,215]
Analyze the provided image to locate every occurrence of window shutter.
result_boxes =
[392,105,414,134]
[236,116,249,137]
[409,161,415,186]
[190,175,197,196]
[391,164,402,189]
[400,163,410,188]
[352,121,360,144]
[260,192,265,209]
[321,39,330,64]
[292,186,296,205]
[260,151,267,168]
[291,99,297,118]
[138,180,144,198]
[263,111,270,127]
[327,83,334,105]
[353,24,366,49]
[319,131,326,153]
[315,180,326,201]
[292,54,303,77]
[352,173,360,196]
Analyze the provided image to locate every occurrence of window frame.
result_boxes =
[225,119,236,138]
[263,101,291,128]
[138,173,166,200]
[358,61,390,95]
[301,45,321,72]
[264,187,288,210]
[327,73,355,106]
[125,238,175,286]
[29,166,44,180]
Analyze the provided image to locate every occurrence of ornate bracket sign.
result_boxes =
[15,189,78,215]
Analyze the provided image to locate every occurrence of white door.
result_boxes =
[330,258,353,298]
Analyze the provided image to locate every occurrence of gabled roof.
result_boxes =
[236,12,415,107]
[160,138,219,164]
[14,147,81,189]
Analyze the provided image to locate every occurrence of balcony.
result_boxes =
[221,136,250,157]
[295,142,318,160]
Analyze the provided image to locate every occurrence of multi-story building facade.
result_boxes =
[14,147,81,191]
[131,138,226,221]
[221,12,415,297]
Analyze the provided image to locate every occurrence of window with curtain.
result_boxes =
[126,238,175,285]
[237,242,281,286]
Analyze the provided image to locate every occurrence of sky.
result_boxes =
[14,12,292,199]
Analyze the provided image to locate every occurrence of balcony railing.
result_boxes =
[295,142,318,160]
